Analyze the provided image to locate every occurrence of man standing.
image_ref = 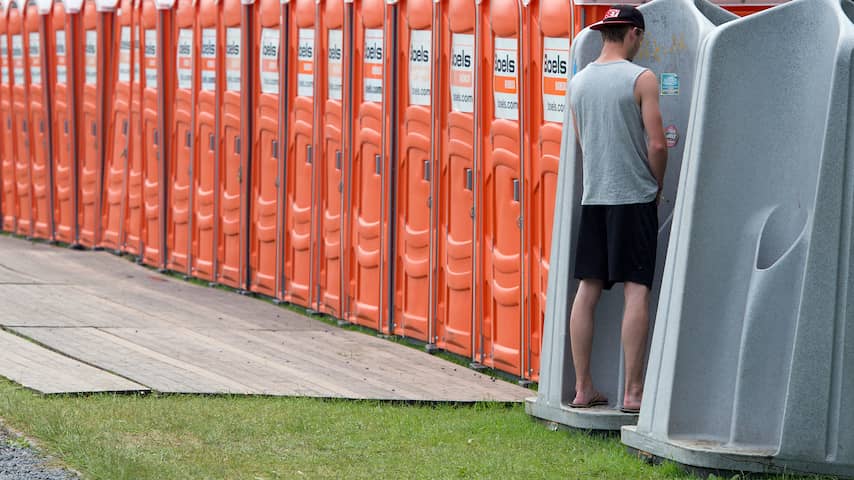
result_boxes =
[567,5,667,414]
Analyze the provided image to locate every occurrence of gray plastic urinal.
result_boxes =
[622,0,854,477]
[525,0,736,431]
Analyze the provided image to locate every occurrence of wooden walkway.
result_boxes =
[0,236,531,402]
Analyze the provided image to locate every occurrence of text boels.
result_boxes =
[494,54,515,73]
[262,43,277,57]
[298,44,313,59]
[328,46,342,61]
[410,46,429,63]
[452,51,471,68]
[542,53,567,75]
[365,44,383,61]
[201,42,216,56]
[179,43,191,56]
[226,42,240,56]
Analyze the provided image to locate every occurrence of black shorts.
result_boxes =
[573,201,658,290]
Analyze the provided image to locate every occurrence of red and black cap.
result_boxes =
[589,5,645,31]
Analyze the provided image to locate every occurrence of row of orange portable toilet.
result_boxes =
[0,0,766,380]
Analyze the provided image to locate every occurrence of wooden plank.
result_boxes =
[0,329,148,394]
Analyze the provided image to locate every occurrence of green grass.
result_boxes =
[0,380,837,480]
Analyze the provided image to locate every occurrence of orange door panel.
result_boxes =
[390,0,433,342]
[248,0,281,297]
[316,0,344,316]
[192,0,219,281]
[103,0,134,252]
[9,1,32,237]
[76,0,100,246]
[26,0,50,240]
[93,0,117,251]
[435,0,476,358]
[0,7,13,232]
[346,0,386,329]
[283,0,315,307]
[51,0,75,243]
[479,0,524,375]
[125,8,144,255]
[527,0,568,381]
[169,0,195,274]
[140,0,162,266]
[217,0,242,287]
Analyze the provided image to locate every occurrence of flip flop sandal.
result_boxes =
[619,406,640,414]
[569,395,609,408]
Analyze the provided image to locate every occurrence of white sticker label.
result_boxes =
[450,33,474,113]
[55,30,67,83]
[409,29,431,107]
[28,32,40,85]
[200,28,216,91]
[259,28,279,95]
[327,29,343,101]
[493,37,518,120]
[297,29,314,97]
[144,29,157,87]
[363,28,383,102]
[11,35,23,86]
[133,26,140,83]
[225,27,241,92]
[0,36,7,85]
[85,29,97,85]
[177,28,193,90]
[542,37,569,123]
[118,26,131,82]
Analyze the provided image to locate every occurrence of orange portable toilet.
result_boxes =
[26,0,52,240]
[168,0,194,275]
[344,0,389,330]
[9,0,33,237]
[526,0,568,382]
[123,0,144,254]
[477,0,525,376]
[246,0,281,297]
[281,0,314,306]
[314,0,344,316]
[216,0,244,287]
[191,0,219,281]
[139,0,164,267]
[389,0,434,342]
[0,0,17,233]
[50,0,77,244]
[434,0,477,358]
[101,0,134,252]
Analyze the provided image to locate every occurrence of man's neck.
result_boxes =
[596,41,631,63]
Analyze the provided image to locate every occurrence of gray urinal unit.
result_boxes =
[622,0,854,477]
[525,0,735,431]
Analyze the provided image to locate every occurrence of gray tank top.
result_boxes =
[569,60,659,205]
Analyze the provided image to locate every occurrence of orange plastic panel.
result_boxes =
[346,0,387,330]
[282,0,315,307]
[435,0,476,358]
[248,0,281,297]
[390,0,433,342]
[27,1,50,241]
[192,0,219,281]
[169,0,195,274]
[141,0,163,266]
[526,0,569,381]
[316,0,344,316]
[125,6,144,255]
[75,0,102,247]
[51,0,76,243]
[479,0,524,375]
[9,2,32,237]
[217,0,242,287]
[102,0,134,252]
[0,7,13,232]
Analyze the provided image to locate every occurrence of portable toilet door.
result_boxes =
[27,0,52,241]
[0,0,13,232]
[50,0,75,243]
[344,0,388,330]
[525,0,568,381]
[101,0,133,252]
[280,0,315,306]
[434,0,477,358]
[124,0,143,254]
[247,0,281,297]
[139,0,163,266]
[9,0,33,237]
[192,0,220,281]
[215,0,244,287]
[314,0,344,316]
[169,0,195,275]
[388,0,435,342]
[477,0,526,376]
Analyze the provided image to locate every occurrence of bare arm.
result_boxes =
[635,70,667,193]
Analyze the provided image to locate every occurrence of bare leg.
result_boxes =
[622,281,650,410]
[570,278,605,405]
